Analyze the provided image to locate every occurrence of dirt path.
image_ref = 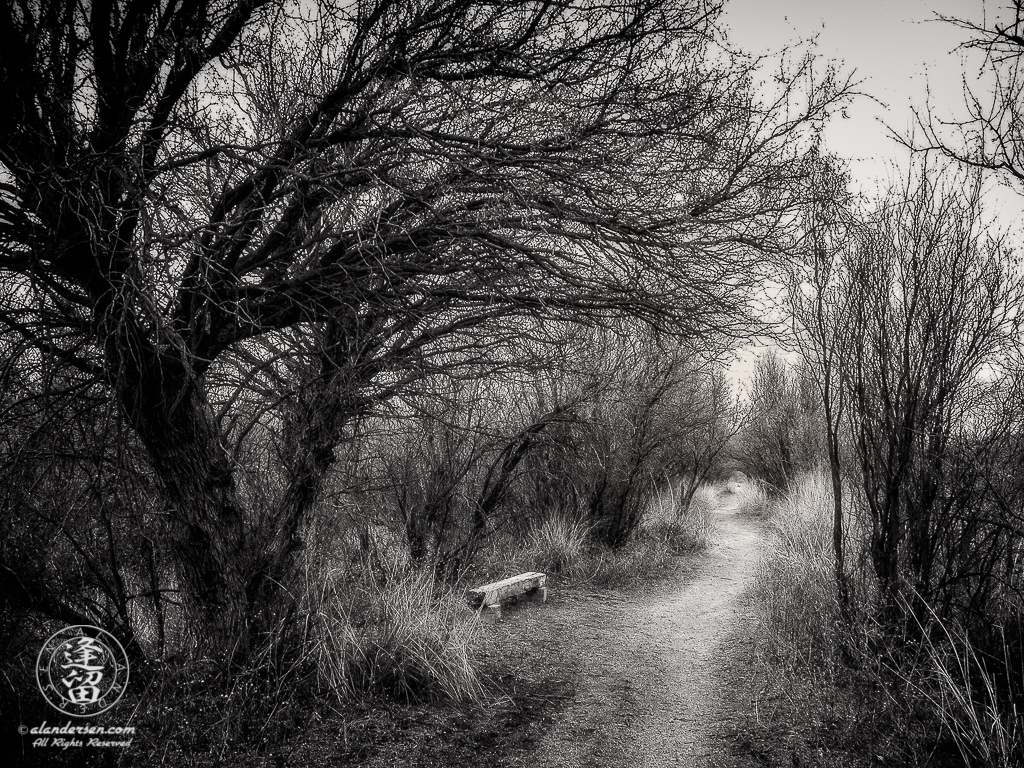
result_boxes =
[530,491,763,767]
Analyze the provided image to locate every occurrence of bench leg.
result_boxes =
[481,603,502,623]
[525,586,548,603]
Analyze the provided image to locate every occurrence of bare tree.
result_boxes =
[798,164,1024,626]
[788,156,859,618]
[916,1,1024,194]
[0,0,850,657]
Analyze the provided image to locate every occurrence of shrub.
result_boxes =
[749,472,1024,766]
[124,528,482,766]
[735,354,825,492]
[581,535,678,587]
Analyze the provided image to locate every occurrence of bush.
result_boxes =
[123,529,482,766]
[497,514,675,588]
[497,480,718,588]
[735,354,825,492]
[581,535,678,587]
[729,477,770,517]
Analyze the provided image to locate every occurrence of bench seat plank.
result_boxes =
[467,571,546,607]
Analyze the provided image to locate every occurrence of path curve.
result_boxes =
[533,491,763,767]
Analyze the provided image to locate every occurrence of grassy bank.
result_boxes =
[738,472,1023,768]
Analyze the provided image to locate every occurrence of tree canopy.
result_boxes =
[0,0,848,656]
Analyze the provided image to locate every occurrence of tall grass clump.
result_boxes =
[886,597,1024,768]
[507,510,676,587]
[303,552,482,704]
[749,471,1024,766]
[578,480,718,586]
[521,514,592,575]
[645,479,717,555]
[752,472,843,672]
[125,524,483,766]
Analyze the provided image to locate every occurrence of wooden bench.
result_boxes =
[467,572,547,622]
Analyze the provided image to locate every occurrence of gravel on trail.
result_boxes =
[523,492,764,767]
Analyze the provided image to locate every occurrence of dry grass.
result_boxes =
[728,476,770,517]
[489,480,718,590]
[581,481,717,586]
[579,534,677,587]
[741,471,1015,767]
[520,514,592,575]
[302,556,483,704]
[894,600,1024,768]
[752,471,842,672]
[501,513,675,588]
[645,480,717,555]
[737,472,907,766]
[285,515,483,703]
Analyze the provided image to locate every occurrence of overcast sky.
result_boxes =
[718,0,1018,385]
[721,0,973,193]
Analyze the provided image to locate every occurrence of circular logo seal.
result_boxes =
[35,625,129,717]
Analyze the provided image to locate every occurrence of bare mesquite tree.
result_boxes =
[794,166,1024,627]
[347,328,732,575]
[361,371,594,579]
[0,0,849,658]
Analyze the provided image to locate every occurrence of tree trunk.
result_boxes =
[117,349,249,660]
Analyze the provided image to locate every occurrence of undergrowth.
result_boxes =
[16,481,722,767]
[122,531,484,768]
[745,471,1022,768]
[493,480,718,588]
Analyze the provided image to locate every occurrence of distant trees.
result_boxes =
[347,329,736,575]
[0,0,849,660]
[735,352,825,492]
[666,363,738,512]
[349,369,592,580]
